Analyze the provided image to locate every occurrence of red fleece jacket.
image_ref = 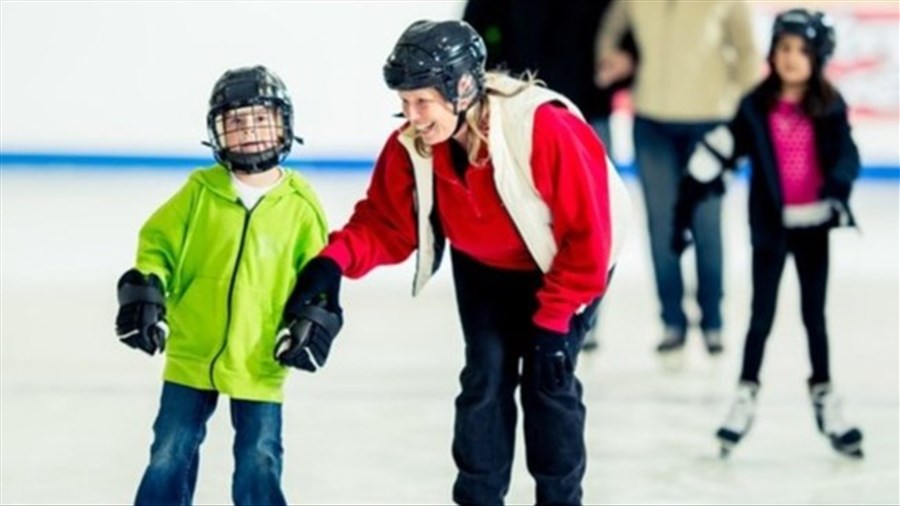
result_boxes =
[322,103,612,333]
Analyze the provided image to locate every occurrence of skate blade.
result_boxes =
[832,441,864,459]
[718,444,733,459]
[581,340,599,353]
[706,346,724,357]
[829,430,864,458]
[716,433,739,459]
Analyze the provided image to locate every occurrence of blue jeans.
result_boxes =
[633,116,723,333]
[134,382,286,506]
[590,117,613,160]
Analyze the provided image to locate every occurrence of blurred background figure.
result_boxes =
[463,0,637,352]
[595,0,760,360]
[673,8,864,460]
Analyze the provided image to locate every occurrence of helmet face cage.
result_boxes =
[206,66,294,173]
[383,20,487,110]
[770,9,836,69]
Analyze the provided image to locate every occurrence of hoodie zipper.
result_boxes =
[208,198,255,390]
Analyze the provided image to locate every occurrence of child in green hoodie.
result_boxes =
[114,65,330,505]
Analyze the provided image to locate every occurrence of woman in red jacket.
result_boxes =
[277,19,630,505]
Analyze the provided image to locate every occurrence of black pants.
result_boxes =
[450,249,592,506]
[739,226,831,385]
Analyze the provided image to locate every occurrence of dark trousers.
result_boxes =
[450,249,591,506]
[739,226,831,384]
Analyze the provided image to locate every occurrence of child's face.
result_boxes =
[772,34,813,88]
[218,105,283,154]
[398,88,458,146]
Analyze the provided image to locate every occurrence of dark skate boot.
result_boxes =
[716,381,759,458]
[581,327,600,352]
[656,326,686,353]
[809,382,864,458]
[702,329,724,356]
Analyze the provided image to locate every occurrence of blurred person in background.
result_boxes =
[280,19,630,505]
[114,65,331,505]
[672,8,864,460]
[463,0,637,352]
[596,0,759,359]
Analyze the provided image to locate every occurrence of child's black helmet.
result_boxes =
[383,20,487,109]
[770,9,836,69]
[206,65,295,173]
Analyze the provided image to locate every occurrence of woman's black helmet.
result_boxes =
[383,20,487,109]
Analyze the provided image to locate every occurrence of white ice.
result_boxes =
[1,169,897,505]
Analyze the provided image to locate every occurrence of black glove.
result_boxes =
[276,257,344,372]
[671,175,725,254]
[274,302,343,372]
[116,269,168,356]
[283,257,343,317]
[532,325,574,391]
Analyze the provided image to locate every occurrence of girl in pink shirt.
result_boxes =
[674,9,863,459]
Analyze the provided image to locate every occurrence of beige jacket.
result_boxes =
[597,0,759,122]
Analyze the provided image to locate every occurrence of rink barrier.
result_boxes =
[0,152,898,180]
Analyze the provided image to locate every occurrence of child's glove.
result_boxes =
[532,325,574,392]
[116,269,168,356]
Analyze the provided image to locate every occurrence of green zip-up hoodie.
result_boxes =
[134,165,328,403]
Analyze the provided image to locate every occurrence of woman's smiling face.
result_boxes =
[398,88,458,146]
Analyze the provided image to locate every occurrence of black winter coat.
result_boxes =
[727,85,861,251]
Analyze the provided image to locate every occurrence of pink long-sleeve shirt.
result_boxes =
[769,98,823,205]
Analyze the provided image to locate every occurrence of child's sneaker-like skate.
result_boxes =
[716,381,759,457]
[809,382,864,458]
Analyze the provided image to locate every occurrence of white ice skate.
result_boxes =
[809,382,864,458]
[716,381,759,458]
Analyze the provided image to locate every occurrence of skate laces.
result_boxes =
[816,390,851,435]
[722,384,757,431]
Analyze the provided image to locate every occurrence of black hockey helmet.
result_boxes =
[206,65,296,173]
[770,9,836,69]
[383,20,487,110]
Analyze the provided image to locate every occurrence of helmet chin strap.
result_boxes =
[451,95,475,137]
[452,111,467,136]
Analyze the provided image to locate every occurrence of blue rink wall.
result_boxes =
[1,152,898,180]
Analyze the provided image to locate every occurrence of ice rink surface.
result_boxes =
[1,168,897,505]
